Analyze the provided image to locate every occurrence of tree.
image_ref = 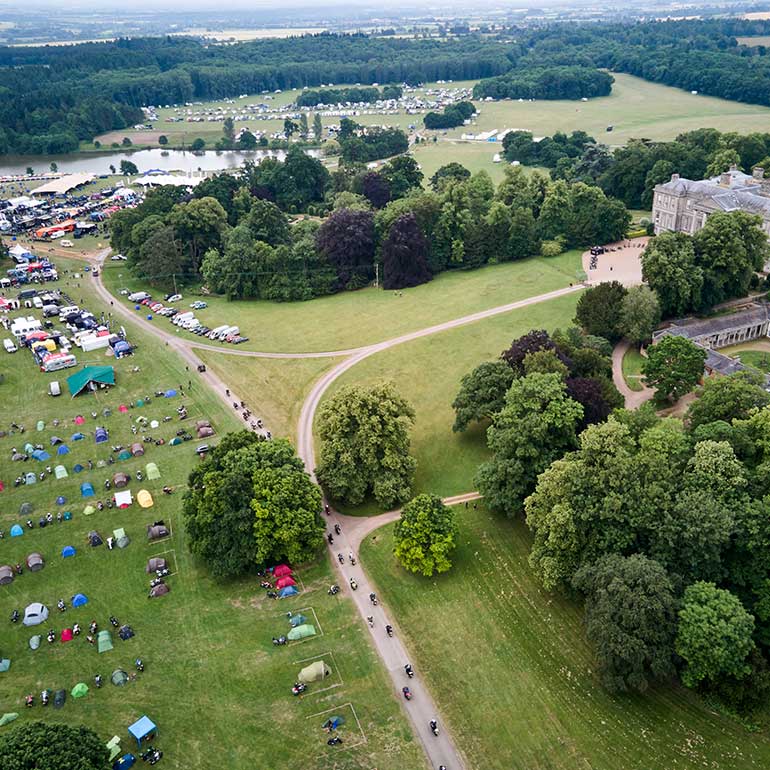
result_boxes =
[159,134,168,146]
[523,349,569,379]
[641,231,703,317]
[109,164,115,174]
[687,371,770,430]
[121,136,132,146]
[381,155,423,199]
[316,382,416,508]
[430,162,471,191]
[168,196,229,274]
[574,281,628,342]
[643,335,706,402]
[381,213,432,290]
[361,171,391,208]
[313,112,322,141]
[451,360,515,432]
[566,376,615,428]
[223,116,235,144]
[25,166,33,175]
[137,225,184,284]
[507,207,540,260]
[201,225,270,300]
[706,149,741,178]
[620,285,661,344]
[315,208,375,289]
[284,118,299,138]
[191,137,205,151]
[676,581,755,688]
[49,161,57,172]
[244,198,289,246]
[393,494,458,576]
[299,113,309,138]
[238,130,257,149]
[476,372,583,517]
[119,159,138,175]
[573,554,677,693]
[501,329,568,375]
[0,721,109,770]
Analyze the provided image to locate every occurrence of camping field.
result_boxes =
[361,503,770,770]
[101,249,583,354]
[0,258,423,769]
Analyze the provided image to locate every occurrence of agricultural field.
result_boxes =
[361,503,770,770]
[0,257,422,770]
[101,250,583,354]
[319,291,581,513]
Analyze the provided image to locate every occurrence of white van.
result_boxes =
[174,312,193,326]
[32,296,43,309]
[3,338,17,353]
[128,291,151,302]
[208,325,228,339]
[182,317,199,330]
[58,305,79,317]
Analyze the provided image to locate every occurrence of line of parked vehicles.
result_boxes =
[122,290,249,344]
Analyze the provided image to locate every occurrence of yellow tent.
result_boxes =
[137,490,153,508]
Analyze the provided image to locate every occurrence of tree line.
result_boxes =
[112,150,630,300]
[473,66,613,101]
[423,100,476,130]
[296,85,403,107]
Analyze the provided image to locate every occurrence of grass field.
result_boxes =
[622,345,646,392]
[101,250,583,354]
[93,72,770,152]
[361,503,770,770]
[320,291,581,514]
[0,257,423,770]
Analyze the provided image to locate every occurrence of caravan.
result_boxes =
[40,352,77,372]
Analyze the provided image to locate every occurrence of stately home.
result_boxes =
[652,165,770,238]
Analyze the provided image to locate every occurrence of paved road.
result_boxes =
[92,253,582,770]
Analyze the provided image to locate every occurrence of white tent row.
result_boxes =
[132,174,202,188]
[32,173,96,196]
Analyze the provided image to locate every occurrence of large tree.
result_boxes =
[501,329,569,375]
[643,335,706,402]
[316,208,376,289]
[451,360,515,432]
[316,382,417,508]
[574,281,628,342]
[393,494,458,576]
[687,371,770,430]
[168,196,229,274]
[620,285,661,345]
[573,554,677,693]
[676,581,755,688]
[0,722,108,770]
[641,231,703,317]
[381,212,432,290]
[201,225,270,300]
[381,155,423,199]
[244,198,289,246]
[476,372,583,517]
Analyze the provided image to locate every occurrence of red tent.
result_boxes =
[74,415,85,425]
[118,405,128,413]
[273,564,292,578]
[61,628,73,643]
[276,576,296,590]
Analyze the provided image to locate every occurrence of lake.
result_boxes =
[0,148,320,177]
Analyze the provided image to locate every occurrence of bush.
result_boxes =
[541,238,565,257]
[627,228,647,238]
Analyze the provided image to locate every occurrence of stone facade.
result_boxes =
[652,304,770,350]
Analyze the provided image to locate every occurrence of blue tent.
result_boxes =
[57,445,70,455]
[73,464,84,473]
[56,496,66,505]
[24,472,36,485]
[95,427,108,444]
[31,449,50,462]
[128,715,157,749]
[278,585,299,599]
[9,525,23,538]
[72,593,88,607]
[80,482,94,498]
[164,389,177,398]
[62,545,76,558]
[71,433,85,441]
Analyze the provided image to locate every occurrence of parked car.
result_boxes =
[232,336,249,344]
[166,294,182,302]
[110,254,128,261]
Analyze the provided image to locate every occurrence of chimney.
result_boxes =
[729,163,738,172]
[670,173,680,182]
[720,172,731,186]
[754,167,765,180]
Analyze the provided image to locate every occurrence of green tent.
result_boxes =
[298,660,330,683]
[145,462,160,480]
[0,713,18,727]
[54,465,68,479]
[288,624,316,641]
[111,669,128,686]
[0,659,9,673]
[71,682,89,698]
[36,420,45,431]
[169,437,182,446]
[29,635,41,650]
[83,504,96,516]
[97,630,113,654]
[66,366,116,398]
[118,450,131,461]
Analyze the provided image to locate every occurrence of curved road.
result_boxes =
[92,252,582,770]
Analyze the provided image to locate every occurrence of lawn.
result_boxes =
[719,346,770,373]
[622,345,646,392]
[0,257,423,770]
[101,250,582,354]
[319,291,581,514]
[361,503,770,770]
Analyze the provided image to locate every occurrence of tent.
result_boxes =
[112,472,129,488]
[24,472,36,485]
[81,482,94,497]
[61,628,73,643]
[10,525,23,538]
[22,602,49,626]
[36,420,45,432]
[118,624,134,641]
[72,593,88,607]
[31,449,50,461]
[62,545,76,558]
[0,565,14,585]
[56,495,66,505]
[322,715,346,731]
[57,445,70,455]
[73,463,84,473]
[273,564,292,578]
[115,490,133,508]
[137,490,153,508]
[96,459,107,468]
[0,713,18,727]
[298,660,330,683]
[197,426,215,438]
[276,576,296,590]
[130,443,144,457]
[97,629,113,653]
[145,462,160,480]
[164,389,177,398]
[150,420,159,429]
[114,528,129,548]
[136,398,145,407]
[83,504,95,515]
[128,715,157,748]
[118,404,128,413]
[278,585,298,599]
[29,635,41,650]
[147,524,168,540]
[117,450,131,461]
[71,682,88,698]
[169,437,182,446]
[71,432,85,441]
[63,511,72,520]
[289,614,306,628]
[24,443,34,455]
[95,427,108,444]
[11,452,25,462]
[111,669,128,686]
[287,624,316,641]
[147,557,167,573]
[53,689,66,709]
[88,531,103,547]
[74,415,85,425]
[149,583,170,598]
[66,365,115,397]
[50,436,62,446]
[0,660,9,673]
[54,465,68,479]
[26,553,44,572]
